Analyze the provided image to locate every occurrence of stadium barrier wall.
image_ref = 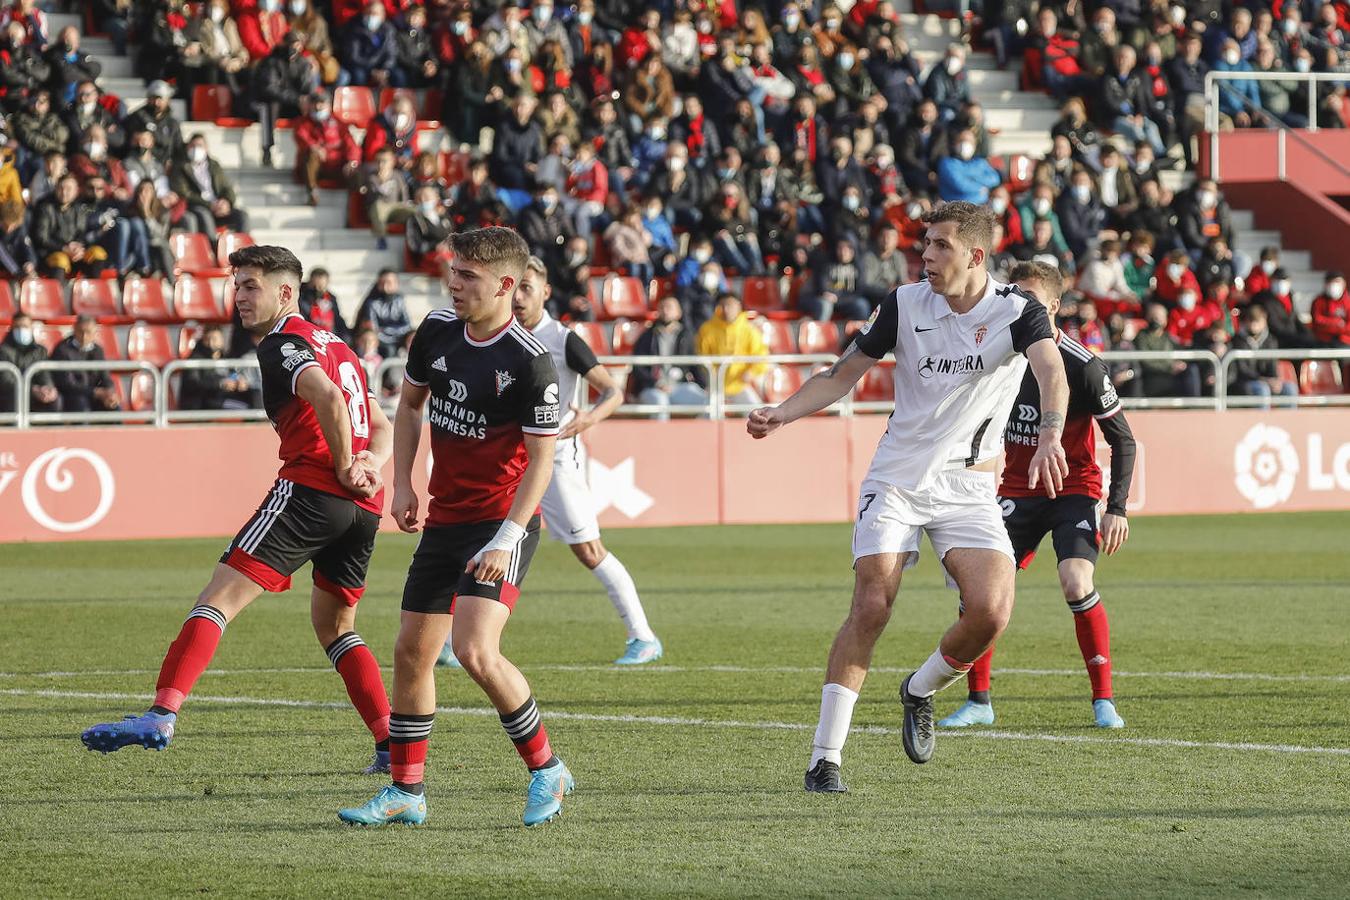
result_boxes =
[3,409,1349,543]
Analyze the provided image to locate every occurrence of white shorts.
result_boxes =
[541,440,601,545]
[851,469,1015,578]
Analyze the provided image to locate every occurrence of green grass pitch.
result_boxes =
[1,512,1348,898]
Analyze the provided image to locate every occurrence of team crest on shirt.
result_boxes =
[974,325,988,346]
[495,369,515,396]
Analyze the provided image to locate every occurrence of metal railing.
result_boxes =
[3,349,1348,426]
[1204,70,1350,181]
[0,360,18,426]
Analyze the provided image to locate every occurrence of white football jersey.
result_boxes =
[529,313,601,459]
[854,275,1053,491]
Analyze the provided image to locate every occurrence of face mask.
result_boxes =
[1198,190,1217,209]
[1033,197,1051,216]
[11,327,32,346]
[1136,159,1152,173]
[838,52,854,69]
[541,196,557,211]
[394,114,411,131]
[314,107,331,122]
[957,141,975,159]
[189,146,207,163]
[365,16,383,31]
[1274,280,1291,295]
[991,197,1007,214]
[1178,292,1197,311]
[1170,6,1186,25]
[1295,58,1311,73]
[85,141,105,159]
[1167,263,1185,280]
[261,0,280,11]
[1261,260,1277,275]
[784,13,800,28]
[578,10,593,25]
[646,205,661,218]
[648,127,666,140]
[1329,283,1347,300]
[1282,18,1298,35]
[1147,53,1162,66]
[825,19,840,32]
[506,58,523,74]
[697,20,712,34]
[210,6,225,22]
[1223,50,1240,66]
[533,7,552,25]
[876,156,893,170]
[290,0,306,15]
[693,247,712,263]
[907,202,923,218]
[945,57,963,75]
[843,194,860,211]
[420,201,438,214]
[1074,185,1091,203]
[699,271,719,290]
[1094,20,1111,33]
[668,156,686,172]
[79,99,99,116]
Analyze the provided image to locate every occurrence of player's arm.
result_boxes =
[1097,406,1136,555]
[294,366,372,498]
[559,331,621,439]
[1024,338,1069,498]
[748,295,895,439]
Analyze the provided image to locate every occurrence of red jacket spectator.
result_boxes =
[332,0,405,30]
[360,112,419,164]
[617,24,656,69]
[1310,292,1350,345]
[1168,299,1222,345]
[295,114,359,169]
[1044,32,1083,77]
[434,19,475,66]
[1153,257,1202,306]
[69,153,131,198]
[1244,262,1273,297]
[0,2,48,47]
[236,3,290,62]
[567,157,608,205]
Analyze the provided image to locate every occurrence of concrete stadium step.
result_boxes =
[248,228,398,256]
[984,107,1058,131]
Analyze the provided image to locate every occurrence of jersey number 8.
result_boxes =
[337,361,371,439]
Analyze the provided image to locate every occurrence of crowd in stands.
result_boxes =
[3,0,1350,419]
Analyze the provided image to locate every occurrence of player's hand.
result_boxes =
[747,406,786,439]
[466,547,509,584]
[1027,436,1068,499]
[391,483,420,533]
[338,460,381,499]
[558,404,596,440]
[1100,513,1129,555]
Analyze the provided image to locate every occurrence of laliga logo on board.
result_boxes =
[0,447,116,533]
[1233,424,1299,509]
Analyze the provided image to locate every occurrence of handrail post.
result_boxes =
[1308,73,1317,133]
[1277,129,1286,181]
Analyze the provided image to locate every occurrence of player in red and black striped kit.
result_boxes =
[81,246,396,773]
[340,227,573,829]
[939,261,1137,730]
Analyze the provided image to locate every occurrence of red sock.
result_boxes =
[153,605,227,712]
[1071,595,1113,700]
[968,647,993,695]
[326,633,391,742]
[501,697,557,770]
[388,713,434,791]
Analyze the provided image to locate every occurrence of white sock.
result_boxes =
[907,648,971,698]
[809,683,859,767]
[592,553,655,642]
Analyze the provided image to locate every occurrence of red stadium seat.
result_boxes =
[760,364,805,403]
[1277,360,1298,385]
[0,280,17,323]
[70,278,122,319]
[612,319,645,354]
[333,86,377,128]
[191,84,251,127]
[178,323,204,358]
[1300,360,1344,395]
[173,275,224,321]
[600,276,648,320]
[742,276,785,313]
[95,322,122,360]
[785,273,808,311]
[440,150,470,185]
[19,278,68,320]
[797,320,840,356]
[122,277,174,322]
[855,363,895,402]
[216,231,255,267]
[171,232,229,276]
[571,322,609,357]
[751,316,795,355]
[423,88,444,120]
[31,320,65,352]
[125,323,176,367]
[129,370,158,411]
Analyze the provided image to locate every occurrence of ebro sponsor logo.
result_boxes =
[917,354,985,379]
[1233,423,1350,509]
[0,447,116,533]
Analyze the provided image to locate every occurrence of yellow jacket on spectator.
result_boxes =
[696,310,768,397]
[0,150,22,209]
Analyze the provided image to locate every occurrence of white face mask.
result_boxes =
[1283,18,1298,35]
[1167,263,1185,280]
[1074,184,1091,203]
[189,146,207,163]
[1295,58,1312,73]
[365,16,383,31]
[668,156,686,172]
[533,7,552,25]
[11,327,32,345]
[784,13,800,29]
[578,11,592,25]
[957,141,975,159]
[1223,50,1240,66]
[1261,260,1277,275]
[1170,6,1186,24]
[420,201,438,214]
[1198,190,1217,209]
[210,6,225,23]
[505,58,522,74]
[290,0,306,15]
[85,141,106,160]
[1178,292,1198,310]
[838,52,855,70]
[1329,283,1347,300]
[843,194,860,211]
[261,0,280,12]
[314,107,331,122]
[646,205,661,218]
[1274,280,1291,295]
[699,270,719,290]
[946,57,963,75]
[394,114,411,131]
[1033,197,1051,215]
[693,247,712,263]
[991,197,1007,214]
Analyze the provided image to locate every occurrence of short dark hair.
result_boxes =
[1009,260,1065,300]
[920,200,997,254]
[310,267,329,280]
[75,314,97,328]
[228,245,304,282]
[447,226,530,276]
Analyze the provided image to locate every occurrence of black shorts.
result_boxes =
[401,515,542,614]
[998,493,1101,570]
[220,477,380,606]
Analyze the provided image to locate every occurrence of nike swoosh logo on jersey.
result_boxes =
[914,326,937,333]
[570,527,586,534]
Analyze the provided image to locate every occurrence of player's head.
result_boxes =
[229,245,304,334]
[920,201,995,297]
[512,255,551,328]
[445,227,530,325]
[1010,260,1065,322]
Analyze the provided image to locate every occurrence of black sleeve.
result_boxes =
[1009,295,1054,354]
[256,332,319,397]
[853,291,899,359]
[563,329,599,375]
[1082,356,1123,419]
[402,318,436,386]
[514,351,562,436]
[1097,406,1136,517]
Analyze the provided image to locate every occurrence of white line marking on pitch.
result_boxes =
[3,665,1347,683]
[5,687,1349,758]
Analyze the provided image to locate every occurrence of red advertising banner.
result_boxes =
[2,410,1348,543]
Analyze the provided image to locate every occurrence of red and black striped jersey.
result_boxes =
[256,314,384,514]
[404,309,561,527]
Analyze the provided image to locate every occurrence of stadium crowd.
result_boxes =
[2,0,1350,418]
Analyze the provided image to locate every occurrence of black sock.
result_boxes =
[968,690,990,705]
[395,780,424,795]
[148,705,174,716]
[529,755,560,773]
[375,738,389,753]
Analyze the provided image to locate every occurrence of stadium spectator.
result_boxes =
[126,179,174,276]
[80,175,136,276]
[44,25,100,106]
[936,128,1000,204]
[33,173,107,276]
[124,81,184,166]
[1122,231,1156,300]
[1244,246,1281,298]
[69,125,129,200]
[1126,179,1182,252]
[178,323,259,411]
[1077,240,1135,308]
[293,89,359,205]
[1167,33,1214,164]
[182,0,251,99]
[0,19,49,115]
[1011,216,1074,274]
[393,2,438,87]
[632,296,708,414]
[171,133,248,234]
[361,146,414,251]
[519,179,576,275]
[1213,38,1265,128]
[859,223,909,306]
[0,198,36,276]
[1196,237,1237,292]
[924,43,970,122]
[602,205,655,284]
[490,94,544,212]
[896,98,946,193]
[122,129,171,201]
[1079,5,1123,78]
[51,315,119,414]
[298,267,349,341]
[64,82,125,160]
[406,184,453,274]
[1135,301,1199,397]
[1097,144,1139,227]
[237,0,291,62]
[803,239,869,321]
[352,327,383,383]
[250,31,315,168]
[356,268,412,358]
[13,90,68,168]
[1177,180,1234,257]
[1229,304,1298,407]
[706,180,764,275]
[695,293,767,403]
[360,93,419,167]
[1168,284,1223,345]
[0,312,58,413]
[1310,272,1350,346]
[288,0,339,87]
[91,0,131,56]
[1153,249,1202,306]
[1056,167,1106,262]
[340,1,398,86]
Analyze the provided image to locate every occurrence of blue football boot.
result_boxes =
[938,700,995,728]
[339,785,427,826]
[81,711,176,753]
[522,761,574,826]
[1093,699,1125,728]
[614,637,663,666]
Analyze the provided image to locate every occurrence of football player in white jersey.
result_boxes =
[440,256,663,666]
[748,202,1070,791]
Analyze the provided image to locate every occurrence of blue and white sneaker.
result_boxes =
[436,643,462,669]
[338,785,427,826]
[614,637,663,666]
[1093,699,1125,728]
[81,711,176,753]
[363,749,391,775]
[938,700,995,728]
[522,761,574,826]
